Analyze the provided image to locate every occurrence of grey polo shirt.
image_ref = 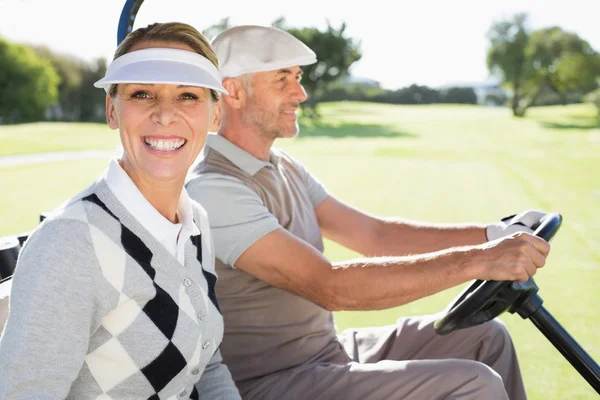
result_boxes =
[186,134,343,388]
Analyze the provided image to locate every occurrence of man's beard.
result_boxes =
[242,101,299,140]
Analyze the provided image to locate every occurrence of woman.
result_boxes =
[0,22,241,400]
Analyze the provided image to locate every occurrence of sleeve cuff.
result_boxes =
[311,189,329,208]
[225,219,281,267]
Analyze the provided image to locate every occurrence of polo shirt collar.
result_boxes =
[205,134,281,176]
[104,159,200,248]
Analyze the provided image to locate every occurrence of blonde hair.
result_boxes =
[109,22,219,101]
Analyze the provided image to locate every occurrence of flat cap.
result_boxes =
[211,25,317,78]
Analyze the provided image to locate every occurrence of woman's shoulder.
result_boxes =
[14,201,101,290]
[14,180,115,294]
[48,179,103,220]
[23,180,105,252]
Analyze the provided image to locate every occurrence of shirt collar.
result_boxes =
[205,134,281,176]
[177,185,201,237]
[104,159,199,245]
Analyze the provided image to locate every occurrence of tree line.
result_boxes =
[1,12,599,123]
[0,37,108,123]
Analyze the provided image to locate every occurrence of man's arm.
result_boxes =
[236,226,549,311]
[315,196,487,257]
[187,174,549,312]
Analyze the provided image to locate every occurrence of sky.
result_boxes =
[0,0,598,90]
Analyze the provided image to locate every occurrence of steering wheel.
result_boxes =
[434,212,562,335]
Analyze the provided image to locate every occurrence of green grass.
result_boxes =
[1,102,599,398]
[0,122,119,156]
[0,160,110,236]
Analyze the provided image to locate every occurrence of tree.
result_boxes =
[483,92,508,107]
[486,13,530,116]
[372,84,440,105]
[32,45,84,120]
[31,46,108,121]
[585,88,600,120]
[526,27,600,106]
[0,38,60,123]
[440,87,478,104]
[319,80,385,103]
[78,58,108,122]
[278,18,361,118]
[487,14,600,117]
[202,17,232,41]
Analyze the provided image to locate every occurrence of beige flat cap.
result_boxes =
[211,25,317,78]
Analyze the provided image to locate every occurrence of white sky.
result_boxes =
[0,0,598,89]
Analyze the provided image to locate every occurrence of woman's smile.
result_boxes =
[142,135,187,154]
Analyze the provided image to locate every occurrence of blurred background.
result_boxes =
[1,0,599,398]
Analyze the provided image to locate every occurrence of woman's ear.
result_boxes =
[105,95,119,130]
[209,100,222,132]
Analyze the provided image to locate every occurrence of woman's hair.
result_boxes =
[109,22,219,101]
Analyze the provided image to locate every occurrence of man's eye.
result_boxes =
[131,91,151,99]
[180,93,199,100]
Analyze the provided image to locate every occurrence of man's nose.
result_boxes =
[290,80,308,103]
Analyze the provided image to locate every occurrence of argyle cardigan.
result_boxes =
[0,178,240,400]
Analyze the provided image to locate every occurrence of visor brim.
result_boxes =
[94,59,228,95]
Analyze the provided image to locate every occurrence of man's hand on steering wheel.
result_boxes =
[485,209,552,241]
[467,232,551,283]
[434,212,561,336]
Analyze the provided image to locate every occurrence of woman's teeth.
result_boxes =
[144,138,186,151]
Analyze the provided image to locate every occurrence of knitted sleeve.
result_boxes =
[0,218,102,399]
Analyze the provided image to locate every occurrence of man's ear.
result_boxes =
[209,100,222,132]
[221,78,246,109]
[105,95,119,130]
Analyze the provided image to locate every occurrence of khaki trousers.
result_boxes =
[244,315,525,400]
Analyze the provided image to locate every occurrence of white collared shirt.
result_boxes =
[104,159,199,264]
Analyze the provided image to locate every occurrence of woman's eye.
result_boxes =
[131,91,151,99]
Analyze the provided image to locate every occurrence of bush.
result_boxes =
[320,82,385,103]
[371,84,440,105]
[440,87,478,104]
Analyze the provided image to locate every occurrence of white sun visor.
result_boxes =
[94,48,228,95]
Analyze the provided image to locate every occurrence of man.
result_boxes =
[186,25,550,400]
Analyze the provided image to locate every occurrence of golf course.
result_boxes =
[1,101,598,399]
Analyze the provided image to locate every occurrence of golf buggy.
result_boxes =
[0,0,599,397]
[1,211,599,396]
